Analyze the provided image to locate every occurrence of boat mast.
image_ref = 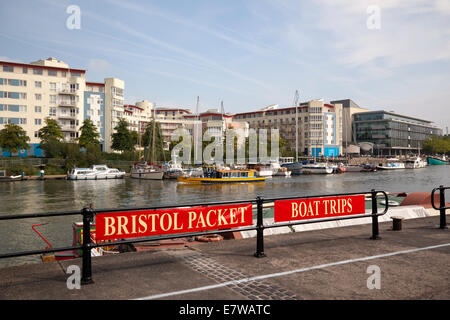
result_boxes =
[151,117,156,165]
[294,90,299,162]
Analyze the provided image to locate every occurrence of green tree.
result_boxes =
[111,118,135,152]
[38,117,65,157]
[0,123,30,156]
[77,119,101,148]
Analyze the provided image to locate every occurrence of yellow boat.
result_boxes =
[177,166,266,184]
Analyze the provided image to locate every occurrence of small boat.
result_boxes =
[269,160,291,177]
[177,166,266,184]
[130,162,164,180]
[345,165,364,172]
[67,165,125,180]
[427,155,447,165]
[281,162,303,175]
[254,164,273,177]
[162,157,185,179]
[361,164,377,172]
[0,170,23,182]
[405,157,427,169]
[301,161,334,174]
[376,158,405,170]
[380,199,400,206]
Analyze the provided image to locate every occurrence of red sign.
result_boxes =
[274,195,366,222]
[95,203,253,241]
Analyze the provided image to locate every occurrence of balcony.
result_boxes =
[61,125,77,132]
[58,112,77,120]
[58,100,77,107]
[59,88,78,95]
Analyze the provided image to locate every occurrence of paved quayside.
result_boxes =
[0,215,448,300]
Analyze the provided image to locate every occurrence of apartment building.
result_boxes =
[0,57,86,156]
[0,57,128,155]
[233,99,343,157]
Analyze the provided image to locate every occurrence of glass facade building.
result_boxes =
[353,111,442,156]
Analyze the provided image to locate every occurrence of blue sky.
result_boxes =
[0,0,449,130]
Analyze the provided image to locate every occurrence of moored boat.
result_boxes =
[67,165,125,180]
[130,162,164,180]
[405,157,427,169]
[301,161,334,174]
[376,158,405,170]
[427,155,447,165]
[177,166,266,184]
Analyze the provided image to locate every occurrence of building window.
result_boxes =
[49,107,57,116]
[34,131,39,138]
[35,94,42,100]
[35,81,42,88]
[61,71,66,77]
[3,65,13,72]
[35,106,42,113]
[70,72,81,77]
[35,119,42,125]
[33,68,43,75]
[49,82,56,92]
[48,70,57,76]
[49,95,57,104]
[23,67,28,74]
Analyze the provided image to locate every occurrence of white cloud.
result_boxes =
[315,0,450,71]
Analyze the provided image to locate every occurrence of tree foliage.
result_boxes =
[111,118,136,152]
[422,135,450,155]
[38,117,65,157]
[77,119,101,148]
[0,123,30,156]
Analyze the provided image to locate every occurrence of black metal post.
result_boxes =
[81,206,95,285]
[254,196,266,258]
[439,185,447,229]
[371,189,380,240]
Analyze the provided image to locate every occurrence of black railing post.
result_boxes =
[81,206,95,285]
[254,196,266,258]
[439,185,447,229]
[370,189,380,240]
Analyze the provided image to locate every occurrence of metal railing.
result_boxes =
[0,190,390,285]
[431,185,449,229]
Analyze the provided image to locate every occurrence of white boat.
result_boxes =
[162,157,185,179]
[254,164,273,177]
[269,160,291,177]
[302,162,334,174]
[376,158,405,170]
[405,157,427,169]
[345,165,364,172]
[281,162,303,175]
[67,165,125,180]
[130,162,164,180]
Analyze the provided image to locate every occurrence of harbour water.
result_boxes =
[0,165,448,267]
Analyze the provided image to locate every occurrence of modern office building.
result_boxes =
[233,99,343,157]
[330,99,370,152]
[353,110,442,156]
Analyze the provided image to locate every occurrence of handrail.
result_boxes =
[430,185,448,229]
[0,189,392,284]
